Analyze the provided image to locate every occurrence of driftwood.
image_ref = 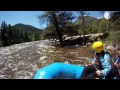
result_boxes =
[62,33,104,45]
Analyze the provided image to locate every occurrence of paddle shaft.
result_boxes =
[91,59,98,70]
[93,64,98,70]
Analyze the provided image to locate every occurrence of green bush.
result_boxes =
[108,31,120,44]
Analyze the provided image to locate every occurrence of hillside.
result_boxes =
[13,23,43,34]
[0,23,45,47]
[75,16,98,25]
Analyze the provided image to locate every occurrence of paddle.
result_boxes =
[93,64,98,70]
[91,59,102,79]
[90,59,98,70]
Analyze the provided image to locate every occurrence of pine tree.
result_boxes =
[0,21,9,46]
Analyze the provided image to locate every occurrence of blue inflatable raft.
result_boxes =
[34,62,84,79]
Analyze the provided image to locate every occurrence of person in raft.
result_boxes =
[80,41,119,79]
[114,55,120,79]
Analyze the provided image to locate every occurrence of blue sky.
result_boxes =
[0,11,110,29]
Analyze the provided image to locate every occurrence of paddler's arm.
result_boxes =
[101,54,112,76]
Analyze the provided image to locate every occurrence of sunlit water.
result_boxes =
[0,40,94,79]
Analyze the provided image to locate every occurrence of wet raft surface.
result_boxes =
[0,40,94,79]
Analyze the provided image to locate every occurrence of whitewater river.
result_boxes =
[0,40,94,79]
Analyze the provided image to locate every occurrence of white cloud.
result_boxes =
[97,17,103,19]
[97,17,100,19]
[104,12,110,19]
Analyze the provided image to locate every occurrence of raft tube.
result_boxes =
[34,62,84,79]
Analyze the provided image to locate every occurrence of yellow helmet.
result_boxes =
[92,41,103,53]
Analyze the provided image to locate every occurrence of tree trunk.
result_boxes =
[52,13,65,47]
[82,12,85,46]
